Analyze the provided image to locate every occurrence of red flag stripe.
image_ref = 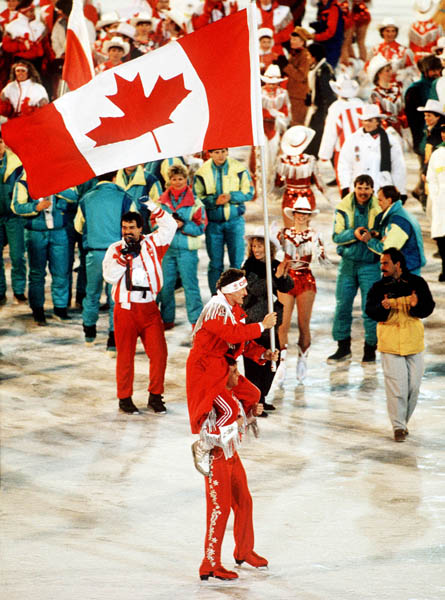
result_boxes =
[3,104,95,198]
[62,29,94,91]
[178,10,253,150]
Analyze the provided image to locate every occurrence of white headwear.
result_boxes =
[103,36,130,56]
[283,196,319,220]
[280,126,316,156]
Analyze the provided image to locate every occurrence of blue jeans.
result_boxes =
[158,247,203,325]
[82,250,114,330]
[332,259,380,345]
[205,217,245,295]
[0,216,26,296]
[26,228,69,309]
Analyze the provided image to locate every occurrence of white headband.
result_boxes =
[221,277,247,294]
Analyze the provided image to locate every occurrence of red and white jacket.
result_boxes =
[102,205,177,309]
[318,97,364,162]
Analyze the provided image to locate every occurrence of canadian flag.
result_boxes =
[62,0,95,91]
[4,8,263,199]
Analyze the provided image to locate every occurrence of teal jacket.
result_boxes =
[368,200,426,273]
[332,192,381,263]
[193,157,254,223]
[74,182,134,251]
[0,149,23,220]
[11,172,69,231]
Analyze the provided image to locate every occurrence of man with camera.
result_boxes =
[103,205,177,414]
[327,174,382,364]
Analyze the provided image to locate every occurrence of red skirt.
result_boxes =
[287,268,317,297]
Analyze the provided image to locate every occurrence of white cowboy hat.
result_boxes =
[417,99,445,116]
[366,54,392,85]
[283,196,319,220]
[258,27,273,39]
[260,64,286,84]
[131,12,153,26]
[245,226,280,251]
[360,104,384,121]
[329,75,359,98]
[103,36,130,56]
[96,11,120,30]
[116,22,136,40]
[280,126,315,156]
[378,17,399,34]
[414,0,438,21]
[166,9,189,32]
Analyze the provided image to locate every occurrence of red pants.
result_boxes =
[201,449,254,570]
[114,301,167,399]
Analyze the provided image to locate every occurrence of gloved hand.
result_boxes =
[341,188,349,198]
[139,195,160,214]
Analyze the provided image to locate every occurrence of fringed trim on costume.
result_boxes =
[193,290,236,338]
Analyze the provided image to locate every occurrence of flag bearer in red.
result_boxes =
[186,268,277,580]
[102,204,177,415]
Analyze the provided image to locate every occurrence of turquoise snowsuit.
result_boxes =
[0,149,25,298]
[332,192,382,345]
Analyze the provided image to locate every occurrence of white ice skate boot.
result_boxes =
[296,345,309,383]
[274,347,287,388]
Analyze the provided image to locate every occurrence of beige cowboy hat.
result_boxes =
[283,196,319,220]
[329,75,360,98]
[103,36,130,56]
[280,126,315,156]
[417,98,445,115]
[366,54,392,85]
[260,64,287,84]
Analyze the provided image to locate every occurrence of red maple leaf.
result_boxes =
[86,72,191,152]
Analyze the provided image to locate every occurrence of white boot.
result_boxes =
[274,347,287,388]
[296,345,309,383]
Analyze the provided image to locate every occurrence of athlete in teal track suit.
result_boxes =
[74,176,134,344]
[193,150,254,295]
[331,188,381,347]
[12,172,71,322]
[0,141,25,303]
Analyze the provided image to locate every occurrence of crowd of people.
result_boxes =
[0,0,443,581]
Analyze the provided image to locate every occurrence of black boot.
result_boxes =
[32,307,47,326]
[54,307,71,321]
[119,397,140,414]
[327,338,351,364]
[106,331,116,355]
[83,323,96,345]
[362,342,376,363]
[148,393,167,414]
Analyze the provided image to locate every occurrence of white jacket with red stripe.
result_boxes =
[318,97,364,161]
[102,205,177,309]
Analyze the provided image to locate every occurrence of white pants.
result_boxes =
[381,352,424,431]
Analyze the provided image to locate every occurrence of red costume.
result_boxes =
[276,152,323,212]
[186,290,268,579]
[370,82,408,136]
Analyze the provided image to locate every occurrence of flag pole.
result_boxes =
[247,4,276,371]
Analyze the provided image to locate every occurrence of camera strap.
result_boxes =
[125,264,151,298]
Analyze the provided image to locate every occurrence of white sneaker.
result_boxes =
[296,346,309,383]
